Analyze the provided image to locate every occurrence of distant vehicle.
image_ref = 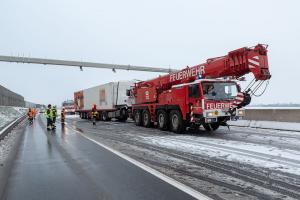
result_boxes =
[62,100,75,115]
[74,81,134,121]
[39,108,45,113]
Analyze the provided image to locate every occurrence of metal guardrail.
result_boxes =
[0,115,26,140]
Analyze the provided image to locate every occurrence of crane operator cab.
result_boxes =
[187,79,245,131]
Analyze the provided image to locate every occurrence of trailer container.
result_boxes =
[74,81,134,121]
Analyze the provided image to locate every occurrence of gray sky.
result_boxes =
[0,0,299,106]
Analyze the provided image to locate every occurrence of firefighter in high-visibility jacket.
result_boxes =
[45,104,53,130]
[27,108,34,124]
[91,109,98,126]
[51,105,58,127]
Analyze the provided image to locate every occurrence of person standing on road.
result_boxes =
[61,107,66,125]
[45,104,53,130]
[32,108,37,119]
[91,108,98,126]
[52,105,58,127]
[27,108,34,124]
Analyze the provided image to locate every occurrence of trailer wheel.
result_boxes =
[169,110,185,133]
[142,110,151,128]
[157,110,168,130]
[134,110,142,126]
[118,108,128,122]
[203,123,220,131]
[101,112,111,121]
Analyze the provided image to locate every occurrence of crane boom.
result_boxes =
[136,44,271,90]
[0,55,177,73]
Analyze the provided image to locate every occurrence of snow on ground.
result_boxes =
[0,106,26,130]
[229,120,300,132]
[65,114,79,119]
[139,135,300,175]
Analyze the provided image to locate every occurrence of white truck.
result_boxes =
[74,81,134,121]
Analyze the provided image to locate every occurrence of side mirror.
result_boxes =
[126,89,131,96]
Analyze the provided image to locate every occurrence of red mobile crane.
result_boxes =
[131,44,271,133]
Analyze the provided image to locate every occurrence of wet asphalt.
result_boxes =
[2,116,197,200]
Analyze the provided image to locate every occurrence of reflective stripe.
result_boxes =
[248,59,259,66]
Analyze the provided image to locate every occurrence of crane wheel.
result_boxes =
[157,110,168,130]
[169,110,185,134]
[142,110,151,128]
[134,110,142,126]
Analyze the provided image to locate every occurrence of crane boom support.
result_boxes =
[0,55,176,73]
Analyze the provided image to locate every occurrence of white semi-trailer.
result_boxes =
[74,81,134,121]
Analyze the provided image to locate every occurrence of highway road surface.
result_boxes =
[1,114,300,200]
[1,115,208,200]
[67,116,300,200]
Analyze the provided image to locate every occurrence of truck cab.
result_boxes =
[169,79,245,131]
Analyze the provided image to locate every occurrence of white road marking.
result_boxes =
[69,125,212,200]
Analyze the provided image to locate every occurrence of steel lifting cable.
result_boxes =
[252,80,265,93]
[243,78,256,92]
[250,80,269,97]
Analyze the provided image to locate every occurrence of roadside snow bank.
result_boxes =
[228,120,300,132]
[0,106,26,130]
[140,135,300,175]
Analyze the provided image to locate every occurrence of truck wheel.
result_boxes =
[169,110,185,133]
[135,110,142,126]
[203,123,220,131]
[142,110,151,128]
[157,110,168,130]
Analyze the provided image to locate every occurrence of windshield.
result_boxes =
[202,82,238,100]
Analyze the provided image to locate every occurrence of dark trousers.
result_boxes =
[47,118,52,128]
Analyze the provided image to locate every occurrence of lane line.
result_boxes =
[68,125,211,200]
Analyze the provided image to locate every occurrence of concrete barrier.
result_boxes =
[244,108,300,123]
[0,85,25,107]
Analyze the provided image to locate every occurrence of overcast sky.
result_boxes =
[0,0,299,106]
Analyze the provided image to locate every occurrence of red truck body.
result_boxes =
[131,44,271,133]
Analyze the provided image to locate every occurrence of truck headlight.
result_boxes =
[206,112,214,117]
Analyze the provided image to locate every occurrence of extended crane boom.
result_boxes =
[136,44,270,91]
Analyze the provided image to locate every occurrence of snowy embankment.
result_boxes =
[140,134,300,175]
[0,106,26,130]
[228,120,300,132]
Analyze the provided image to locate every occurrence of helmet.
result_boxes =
[53,105,57,108]
[48,104,51,108]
